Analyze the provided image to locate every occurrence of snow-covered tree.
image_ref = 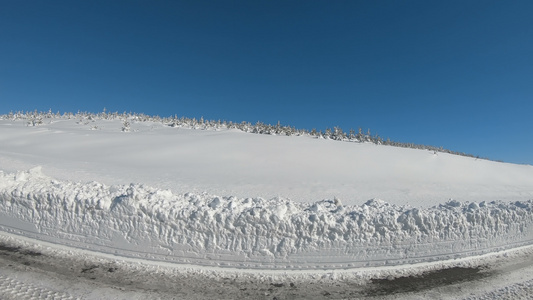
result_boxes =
[122,119,131,132]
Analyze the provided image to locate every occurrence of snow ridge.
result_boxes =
[1,167,533,270]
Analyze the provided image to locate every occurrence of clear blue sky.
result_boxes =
[1,1,532,164]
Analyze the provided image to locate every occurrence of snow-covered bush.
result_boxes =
[122,119,131,132]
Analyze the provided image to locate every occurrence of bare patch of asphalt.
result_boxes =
[0,240,498,299]
[364,266,491,297]
[0,243,42,257]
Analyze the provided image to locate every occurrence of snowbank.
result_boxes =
[2,167,533,269]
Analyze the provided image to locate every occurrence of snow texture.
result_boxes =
[0,274,77,300]
[2,167,533,269]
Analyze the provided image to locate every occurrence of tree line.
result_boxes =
[2,109,487,160]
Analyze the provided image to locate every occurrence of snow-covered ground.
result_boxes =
[1,114,533,298]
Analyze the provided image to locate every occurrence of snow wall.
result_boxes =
[2,167,533,270]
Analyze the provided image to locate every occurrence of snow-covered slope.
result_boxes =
[1,116,532,207]
[1,115,533,270]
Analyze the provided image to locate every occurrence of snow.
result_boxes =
[1,114,533,297]
[2,117,532,207]
[3,231,533,299]
[2,166,533,270]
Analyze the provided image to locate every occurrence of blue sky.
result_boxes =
[1,1,532,164]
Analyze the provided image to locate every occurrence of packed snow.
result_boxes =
[1,113,533,298]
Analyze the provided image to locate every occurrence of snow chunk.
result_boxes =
[14,166,44,182]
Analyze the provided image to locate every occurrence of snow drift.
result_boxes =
[1,113,533,271]
[2,167,533,269]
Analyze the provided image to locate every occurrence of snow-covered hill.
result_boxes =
[1,114,532,207]
[1,114,533,273]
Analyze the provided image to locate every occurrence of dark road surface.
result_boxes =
[2,238,533,299]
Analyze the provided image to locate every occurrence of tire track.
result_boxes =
[0,274,79,300]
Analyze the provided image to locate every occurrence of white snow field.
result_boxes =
[1,113,533,298]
